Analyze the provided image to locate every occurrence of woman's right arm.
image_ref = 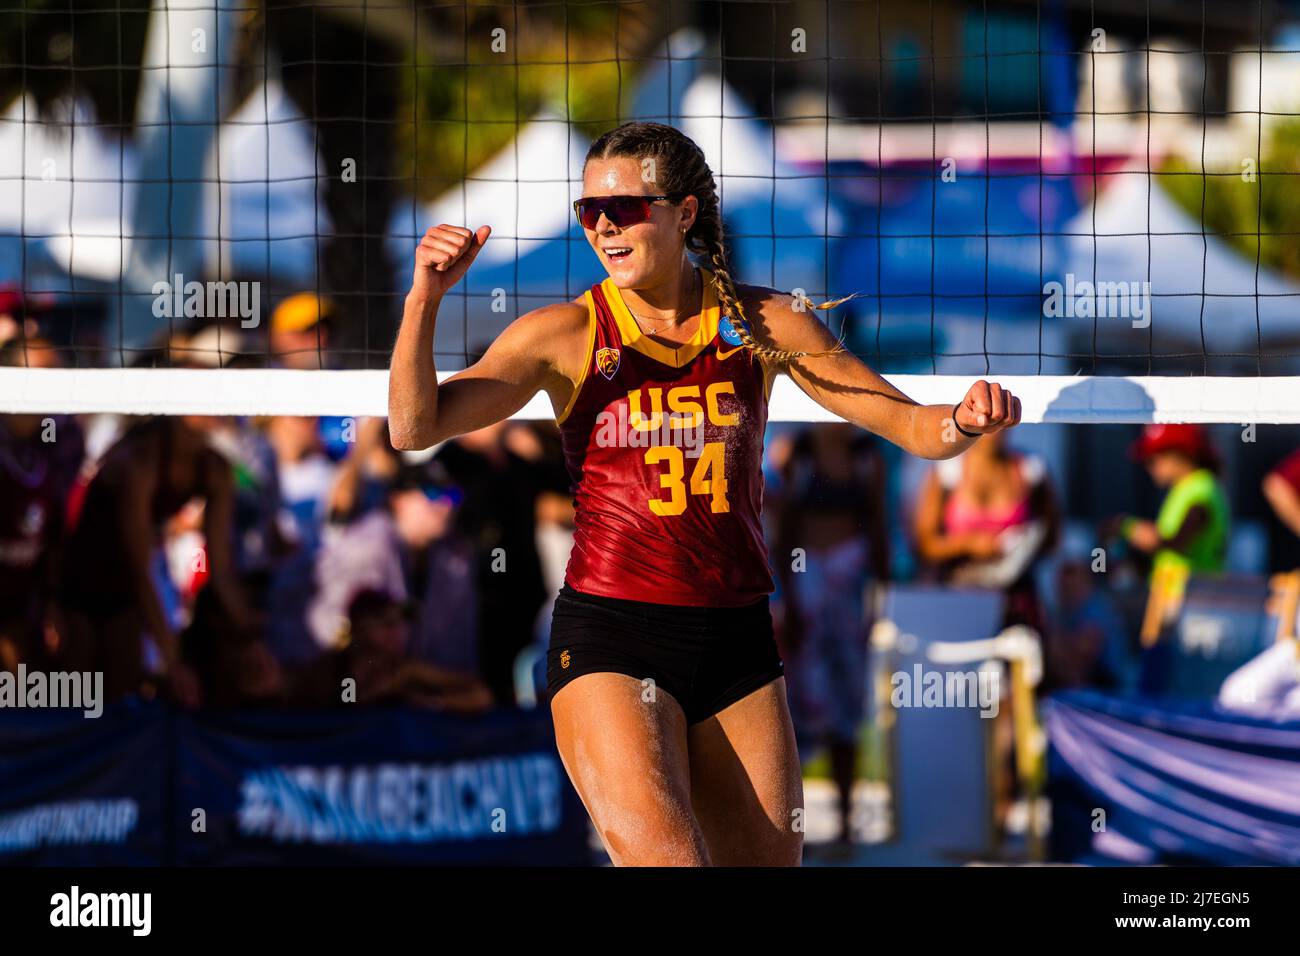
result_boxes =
[388,224,582,450]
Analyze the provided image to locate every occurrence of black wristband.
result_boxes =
[952,403,981,439]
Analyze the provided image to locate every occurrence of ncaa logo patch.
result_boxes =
[596,347,621,380]
[718,315,746,347]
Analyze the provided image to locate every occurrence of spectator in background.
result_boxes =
[774,423,889,853]
[1044,558,1135,693]
[1115,424,1228,582]
[913,429,1060,632]
[183,575,286,710]
[307,454,468,658]
[1218,634,1300,716]
[59,413,252,707]
[292,588,491,711]
[265,297,352,502]
[270,292,334,370]
[0,338,83,671]
[170,325,284,579]
[262,415,336,665]
[1208,452,1300,715]
[914,431,1059,836]
[1262,447,1300,557]
[526,423,578,700]
[0,285,44,349]
[435,420,569,706]
[327,416,402,520]
[405,481,481,678]
[323,418,481,677]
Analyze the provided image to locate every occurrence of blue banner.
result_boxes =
[0,700,168,865]
[0,704,590,866]
[1046,690,1300,866]
[173,707,589,865]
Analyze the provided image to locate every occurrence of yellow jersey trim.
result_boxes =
[762,355,777,403]
[555,290,597,425]
[601,267,720,369]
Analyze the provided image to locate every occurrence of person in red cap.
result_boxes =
[0,284,51,348]
[1116,423,1229,581]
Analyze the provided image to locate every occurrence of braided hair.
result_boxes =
[584,121,849,366]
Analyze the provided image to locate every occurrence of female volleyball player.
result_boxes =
[389,122,1022,866]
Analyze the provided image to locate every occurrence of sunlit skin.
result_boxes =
[914,428,1061,566]
[272,326,330,370]
[580,158,701,334]
[387,148,1025,866]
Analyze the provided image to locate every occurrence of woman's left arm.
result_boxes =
[751,289,1021,459]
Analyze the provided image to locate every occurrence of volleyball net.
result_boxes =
[2,0,1300,422]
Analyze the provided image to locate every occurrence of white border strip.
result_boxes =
[0,368,1296,423]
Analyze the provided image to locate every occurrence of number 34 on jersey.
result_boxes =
[629,382,737,517]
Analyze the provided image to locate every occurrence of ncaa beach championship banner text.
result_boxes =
[0,700,166,865]
[0,704,589,866]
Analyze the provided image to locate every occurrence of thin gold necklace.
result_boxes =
[627,269,700,338]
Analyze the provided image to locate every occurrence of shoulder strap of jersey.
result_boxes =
[589,282,625,353]
[589,281,615,337]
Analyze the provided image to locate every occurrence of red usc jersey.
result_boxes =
[557,268,775,607]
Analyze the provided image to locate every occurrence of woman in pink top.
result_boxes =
[912,429,1060,631]
[912,429,1060,837]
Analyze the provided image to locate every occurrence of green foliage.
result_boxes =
[1161,118,1300,280]
[394,8,634,201]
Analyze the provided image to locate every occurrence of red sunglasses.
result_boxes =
[572,194,684,230]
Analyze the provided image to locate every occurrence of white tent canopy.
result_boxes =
[384,113,594,361]
[1061,171,1300,363]
[203,79,332,281]
[389,110,590,267]
[630,29,839,294]
[0,95,137,283]
[0,82,333,291]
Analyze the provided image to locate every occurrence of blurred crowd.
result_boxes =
[2,290,1298,765]
[0,290,578,714]
[766,418,1300,846]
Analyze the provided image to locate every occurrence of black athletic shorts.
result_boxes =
[546,583,784,725]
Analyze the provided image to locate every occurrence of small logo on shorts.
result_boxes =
[596,347,621,380]
[560,649,571,669]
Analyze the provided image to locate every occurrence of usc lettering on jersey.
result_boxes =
[557,268,774,607]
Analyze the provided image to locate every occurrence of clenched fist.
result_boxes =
[410,224,491,301]
[955,379,1022,435]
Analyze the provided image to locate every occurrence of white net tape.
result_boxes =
[3,368,1296,424]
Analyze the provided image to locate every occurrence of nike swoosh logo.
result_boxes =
[717,345,746,360]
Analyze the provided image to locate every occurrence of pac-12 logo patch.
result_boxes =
[596,347,621,380]
[718,315,746,347]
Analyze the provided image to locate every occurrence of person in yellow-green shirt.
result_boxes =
[1118,424,1229,580]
